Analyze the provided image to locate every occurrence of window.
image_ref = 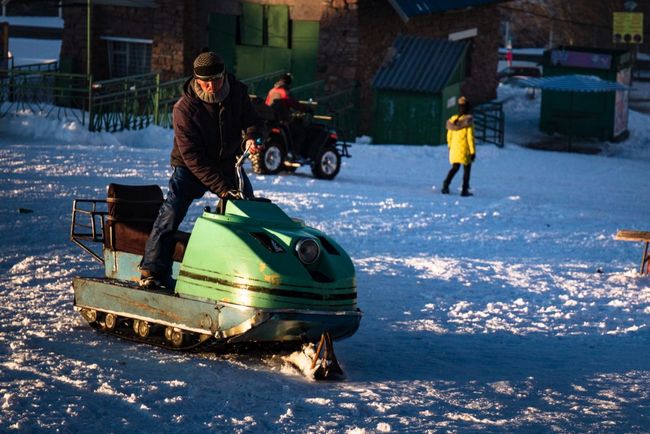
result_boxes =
[102,36,152,78]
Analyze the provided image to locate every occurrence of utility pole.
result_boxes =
[87,0,93,131]
[87,0,92,77]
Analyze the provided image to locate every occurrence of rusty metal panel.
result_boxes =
[73,277,221,334]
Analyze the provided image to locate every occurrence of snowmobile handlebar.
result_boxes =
[234,137,265,199]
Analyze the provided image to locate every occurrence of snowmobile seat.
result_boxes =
[104,183,189,262]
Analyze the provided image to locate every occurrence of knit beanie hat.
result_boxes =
[193,51,225,80]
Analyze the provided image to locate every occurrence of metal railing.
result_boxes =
[316,85,359,141]
[242,70,285,96]
[473,101,505,147]
[13,60,59,72]
[0,67,89,124]
[291,80,359,141]
[88,73,181,132]
[1,64,358,137]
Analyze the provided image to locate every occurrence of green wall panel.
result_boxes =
[372,90,441,145]
[291,20,319,86]
[208,14,237,72]
[267,5,289,48]
[540,90,613,139]
[264,47,292,74]
[241,3,263,46]
[440,83,461,144]
[235,45,265,78]
[235,45,291,80]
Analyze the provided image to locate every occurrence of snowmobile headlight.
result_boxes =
[295,238,320,264]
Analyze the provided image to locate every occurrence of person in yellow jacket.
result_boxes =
[442,96,475,197]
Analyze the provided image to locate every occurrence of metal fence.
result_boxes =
[88,73,185,132]
[0,68,89,124]
[0,64,358,138]
[291,80,359,141]
[243,70,285,97]
[473,101,505,147]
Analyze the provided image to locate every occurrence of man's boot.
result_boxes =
[441,184,450,194]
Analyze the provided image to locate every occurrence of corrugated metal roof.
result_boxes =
[388,0,509,22]
[373,35,467,94]
[63,0,157,7]
[516,75,631,92]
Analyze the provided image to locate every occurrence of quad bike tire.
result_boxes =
[251,142,284,175]
[311,145,341,180]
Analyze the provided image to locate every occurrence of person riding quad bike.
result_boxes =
[250,73,350,180]
[265,73,313,157]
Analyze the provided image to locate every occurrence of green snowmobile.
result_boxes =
[70,147,361,379]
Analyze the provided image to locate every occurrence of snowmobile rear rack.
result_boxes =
[70,199,108,264]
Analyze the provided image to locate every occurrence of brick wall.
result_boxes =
[61,3,159,79]
[319,0,501,134]
[60,5,88,76]
[61,0,198,80]
[317,0,360,93]
[60,0,501,136]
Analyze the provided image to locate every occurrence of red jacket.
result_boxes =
[265,81,306,121]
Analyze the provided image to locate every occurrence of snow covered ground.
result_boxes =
[1,37,649,433]
[1,84,648,433]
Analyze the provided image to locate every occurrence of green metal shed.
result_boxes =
[540,46,633,141]
[372,35,467,145]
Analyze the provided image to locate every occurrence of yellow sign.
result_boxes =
[613,12,644,44]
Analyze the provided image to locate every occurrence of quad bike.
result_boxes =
[69,145,362,379]
[250,99,351,180]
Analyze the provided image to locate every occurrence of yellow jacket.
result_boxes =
[446,114,475,165]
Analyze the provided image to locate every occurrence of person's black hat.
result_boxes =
[193,51,225,81]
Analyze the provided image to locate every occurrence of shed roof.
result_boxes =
[373,35,467,94]
[516,75,631,93]
[387,0,509,22]
[63,0,157,7]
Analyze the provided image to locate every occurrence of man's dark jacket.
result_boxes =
[170,75,264,195]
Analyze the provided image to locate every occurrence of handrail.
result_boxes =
[1,65,359,137]
[473,101,505,147]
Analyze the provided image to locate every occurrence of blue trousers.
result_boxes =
[141,166,253,278]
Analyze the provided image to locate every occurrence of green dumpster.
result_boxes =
[540,46,633,141]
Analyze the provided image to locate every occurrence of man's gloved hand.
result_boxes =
[470,154,476,162]
[246,137,265,154]
[219,189,242,200]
